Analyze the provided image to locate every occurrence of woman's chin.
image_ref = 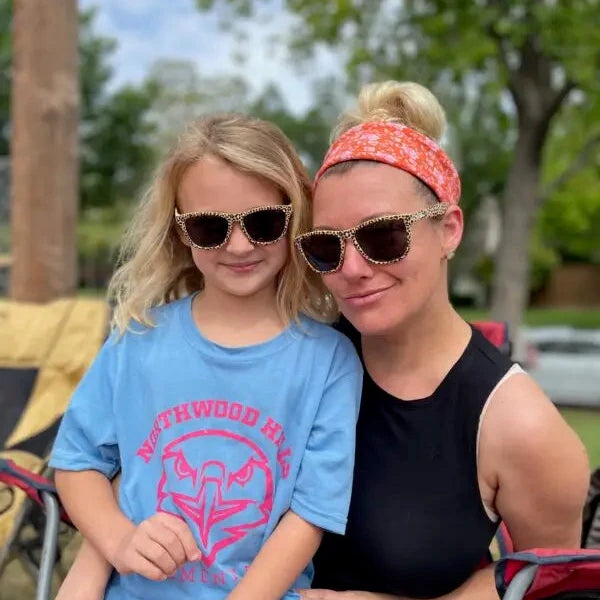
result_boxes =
[342,308,404,337]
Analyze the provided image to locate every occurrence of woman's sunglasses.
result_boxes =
[295,203,448,274]
[174,204,292,250]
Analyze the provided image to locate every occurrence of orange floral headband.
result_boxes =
[314,121,461,205]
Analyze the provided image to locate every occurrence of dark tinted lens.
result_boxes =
[300,234,342,273]
[355,218,408,261]
[185,215,229,247]
[243,208,287,243]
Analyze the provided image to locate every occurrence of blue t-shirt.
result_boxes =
[50,295,362,600]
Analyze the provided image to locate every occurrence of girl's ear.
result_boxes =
[174,221,191,247]
[173,202,192,247]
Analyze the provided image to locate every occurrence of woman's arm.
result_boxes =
[227,510,323,600]
[480,373,589,549]
[54,539,113,600]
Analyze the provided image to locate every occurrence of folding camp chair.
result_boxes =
[583,468,600,550]
[497,548,600,599]
[0,457,72,600]
[492,509,600,598]
[472,320,511,356]
[0,297,108,598]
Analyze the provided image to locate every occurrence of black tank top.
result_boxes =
[312,319,513,598]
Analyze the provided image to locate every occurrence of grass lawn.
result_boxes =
[560,407,600,469]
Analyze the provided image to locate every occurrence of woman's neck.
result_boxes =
[192,283,286,347]
[361,296,471,400]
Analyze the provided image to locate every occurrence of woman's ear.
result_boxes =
[442,204,463,260]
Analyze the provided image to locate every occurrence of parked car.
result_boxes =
[522,327,600,407]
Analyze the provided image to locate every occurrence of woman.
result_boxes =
[296,81,589,600]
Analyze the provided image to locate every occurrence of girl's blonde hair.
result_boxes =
[108,113,335,333]
[332,80,446,142]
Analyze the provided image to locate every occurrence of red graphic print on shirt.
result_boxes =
[156,429,274,567]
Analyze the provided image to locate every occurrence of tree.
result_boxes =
[250,80,343,174]
[198,0,600,335]
[145,58,337,175]
[537,98,600,263]
[146,59,250,149]
[10,0,79,301]
[2,5,160,293]
[81,82,157,212]
[77,9,158,213]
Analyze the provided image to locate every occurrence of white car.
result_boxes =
[522,327,600,407]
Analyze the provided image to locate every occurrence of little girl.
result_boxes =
[50,114,362,600]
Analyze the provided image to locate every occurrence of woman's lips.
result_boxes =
[342,286,392,307]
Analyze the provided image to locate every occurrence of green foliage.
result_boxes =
[0,221,9,252]
[77,208,126,289]
[146,59,250,149]
[249,81,342,174]
[540,101,600,261]
[0,0,12,156]
[78,10,157,212]
[529,228,560,294]
[81,82,157,211]
[77,210,124,257]
[79,7,116,123]
[540,169,600,262]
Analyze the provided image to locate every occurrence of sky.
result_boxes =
[78,0,343,115]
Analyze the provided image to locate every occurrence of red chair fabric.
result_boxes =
[0,458,71,525]
[496,548,600,599]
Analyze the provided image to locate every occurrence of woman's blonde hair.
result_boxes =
[324,81,447,203]
[108,113,335,333]
[332,80,446,142]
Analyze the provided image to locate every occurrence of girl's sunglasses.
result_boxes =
[174,204,292,250]
[295,203,448,274]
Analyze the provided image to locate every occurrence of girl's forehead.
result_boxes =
[177,157,281,213]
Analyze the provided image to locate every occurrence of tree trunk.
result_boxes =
[489,31,573,345]
[10,0,79,301]
[490,122,544,344]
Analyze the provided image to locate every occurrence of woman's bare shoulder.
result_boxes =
[479,371,590,549]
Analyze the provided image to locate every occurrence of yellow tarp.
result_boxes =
[0,297,108,553]
[0,298,108,448]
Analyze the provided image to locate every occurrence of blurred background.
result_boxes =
[0,1,599,597]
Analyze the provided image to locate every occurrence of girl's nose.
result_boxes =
[226,223,254,254]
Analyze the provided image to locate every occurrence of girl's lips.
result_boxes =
[222,261,261,273]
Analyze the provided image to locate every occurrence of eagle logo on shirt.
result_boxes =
[156,430,274,567]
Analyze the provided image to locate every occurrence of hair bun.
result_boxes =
[333,81,446,143]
